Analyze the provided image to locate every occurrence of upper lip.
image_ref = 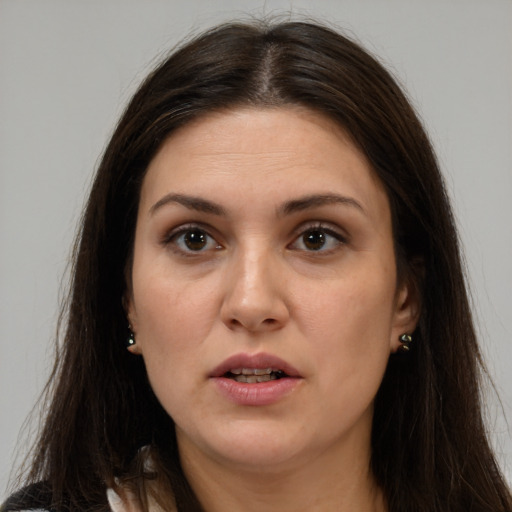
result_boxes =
[210,352,302,378]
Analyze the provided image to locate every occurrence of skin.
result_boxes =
[127,107,419,511]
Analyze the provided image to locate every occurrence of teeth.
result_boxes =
[228,369,287,383]
[224,367,288,383]
[230,368,273,376]
[232,373,277,383]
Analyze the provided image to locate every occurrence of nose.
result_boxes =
[220,247,290,333]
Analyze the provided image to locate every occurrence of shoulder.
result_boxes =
[1,482,55,512]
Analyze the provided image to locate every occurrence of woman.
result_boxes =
[3,20,511,512]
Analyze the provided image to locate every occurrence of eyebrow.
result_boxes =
[279,194,366,216]
[150,193,226,216]
[149,192,365,217]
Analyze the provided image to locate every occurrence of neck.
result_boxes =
[177,428,387,512]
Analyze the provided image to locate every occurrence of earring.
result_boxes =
[126,328,136,349]
[398,333,413,353]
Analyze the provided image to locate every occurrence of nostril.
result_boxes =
[226,316,279,332]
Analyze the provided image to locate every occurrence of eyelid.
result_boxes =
[160,220,347,254]
[292,221,348,240]
[161,222,222,254]
[288,221,348,252]
[161,220,215,240]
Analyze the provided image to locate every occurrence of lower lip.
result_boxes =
[211,377,301,406]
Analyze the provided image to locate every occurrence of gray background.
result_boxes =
[1,0,511,496]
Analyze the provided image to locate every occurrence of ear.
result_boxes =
[123,294,143,356]
[390,279,421,353]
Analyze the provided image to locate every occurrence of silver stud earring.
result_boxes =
[126,328,136,349]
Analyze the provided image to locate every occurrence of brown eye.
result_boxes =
[303,229,326,250]
[184,229,208,251]
[168,226,220,253]
[289,225,345,253]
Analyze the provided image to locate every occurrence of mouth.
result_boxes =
[210,353,301,382]
[224,368,287,383]
[210,353,302,406]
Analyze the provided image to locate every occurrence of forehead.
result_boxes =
[139,107,389,220]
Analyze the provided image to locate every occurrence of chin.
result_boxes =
[180,417,311,470]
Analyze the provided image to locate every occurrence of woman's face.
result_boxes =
[127,107,418,473]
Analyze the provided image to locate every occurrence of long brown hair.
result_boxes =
[8,20,512,512]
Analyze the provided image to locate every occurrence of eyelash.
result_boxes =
[162,222,347,256]
[288,223,347,254]
[162,223,221,256]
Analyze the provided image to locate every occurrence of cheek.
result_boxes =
[298,283,394,434]
[135,275,221,353]
[298,272,395,341]
[132,276,222,418]
[294,267,396,385]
